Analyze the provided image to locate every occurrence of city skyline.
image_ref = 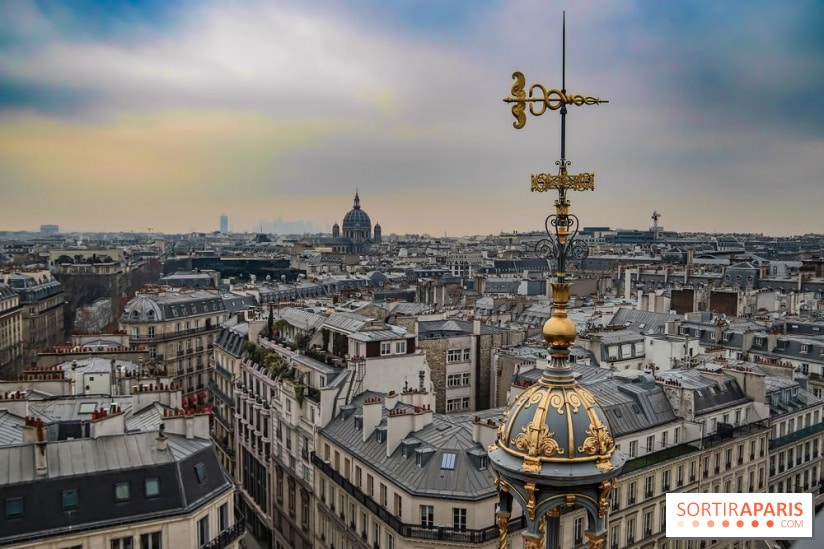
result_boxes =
[1,0,823,236]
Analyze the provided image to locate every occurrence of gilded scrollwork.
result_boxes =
[511,423,564,459]
[525,482,537,520]
[578,418,616,470]
[597,479,613,518]
[531,172,595,193]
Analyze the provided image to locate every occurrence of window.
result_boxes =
[446,397,470,412]
[144,478,160,498]
[197,515,209,548]
[386,533,395,549]
[453,507,467,530]
[661,431,668,448]
[140,532,162,549]
[447,373,471,387]
[111,537,134,549]
[395,341,406,354]
[367,474,374,497]
[62,489,78,510]
[394,493,402,518]
[447,348,470,363]
[674,427,680,444]
[479,455,488,470]
[645,475,654,497]
[218,503,229,532]
[646,435,655,452]
[574,517,584,544]
[5,497,23,518]
[380,484,387,506]
[441,453,456,470]
[148,326,155,338]
[380,342,391,355]
[194,462,208,484]
[420,504,434,528]
[629,440,638,458]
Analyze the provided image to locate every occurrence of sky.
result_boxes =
[1,0,822,236]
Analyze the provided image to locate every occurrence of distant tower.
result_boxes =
[373,222,382,243]
[219,214,228,235]
[332,222,340,238]
[651,210,662,241]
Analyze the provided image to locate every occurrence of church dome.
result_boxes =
[342,191,371,230]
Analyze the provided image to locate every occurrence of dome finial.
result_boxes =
[353,189,360,209]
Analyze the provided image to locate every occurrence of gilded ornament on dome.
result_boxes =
[511,423,564,459]
[578,419,615,456]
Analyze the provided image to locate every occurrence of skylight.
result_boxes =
[78,402,97,414]
[441,453,456,470]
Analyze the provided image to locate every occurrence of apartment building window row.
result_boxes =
[447,372,471,387]
[446,397,470,412]
[446,348,471,363]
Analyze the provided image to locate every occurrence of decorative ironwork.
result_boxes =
[504,71,608,129]
[531,171,595,192]
[534,212,589,271]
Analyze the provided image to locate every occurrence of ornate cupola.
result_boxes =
[489,14,624,549]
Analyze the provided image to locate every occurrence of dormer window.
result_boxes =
[754,336,765,346]
[441,453,456,470]
[479,455,488,470]
[376,428,385,443]
[801,344,810,354]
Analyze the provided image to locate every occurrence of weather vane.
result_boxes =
[502,12,605,280]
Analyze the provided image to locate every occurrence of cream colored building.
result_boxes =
[0,283,24,374]
[120,288,226,398]
[314,393,523,549]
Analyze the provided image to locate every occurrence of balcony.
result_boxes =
[621,443,697,474]
[770,422,824,450]
[201,521,245,549]
[312,452,525,543]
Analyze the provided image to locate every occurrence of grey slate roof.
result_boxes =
[583,376,677,436]
[320,393,495,500]
[417,319,508,339]
[657,369,751,415]
[0,432,232,546]
[608,308,678,335]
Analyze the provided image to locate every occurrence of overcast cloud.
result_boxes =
[0,0,822,236]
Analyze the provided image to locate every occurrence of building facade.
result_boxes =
[0,283,24,375]
[120,288,226,399]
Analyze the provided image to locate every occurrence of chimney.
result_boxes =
[89,404,126,439]
[24,417,48,476]
[0,390,29,418]
[155,423,168,451]
[362,396,383,442]
[472,416,498,448]
[163,408,211,440]
[385,405,433,457]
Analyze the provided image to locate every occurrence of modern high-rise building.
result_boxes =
[220,214,229,235]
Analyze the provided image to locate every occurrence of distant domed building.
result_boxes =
[341,191,372,253]
[315,192,379,254]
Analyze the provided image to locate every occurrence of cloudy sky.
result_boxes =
[1,0,822,236]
